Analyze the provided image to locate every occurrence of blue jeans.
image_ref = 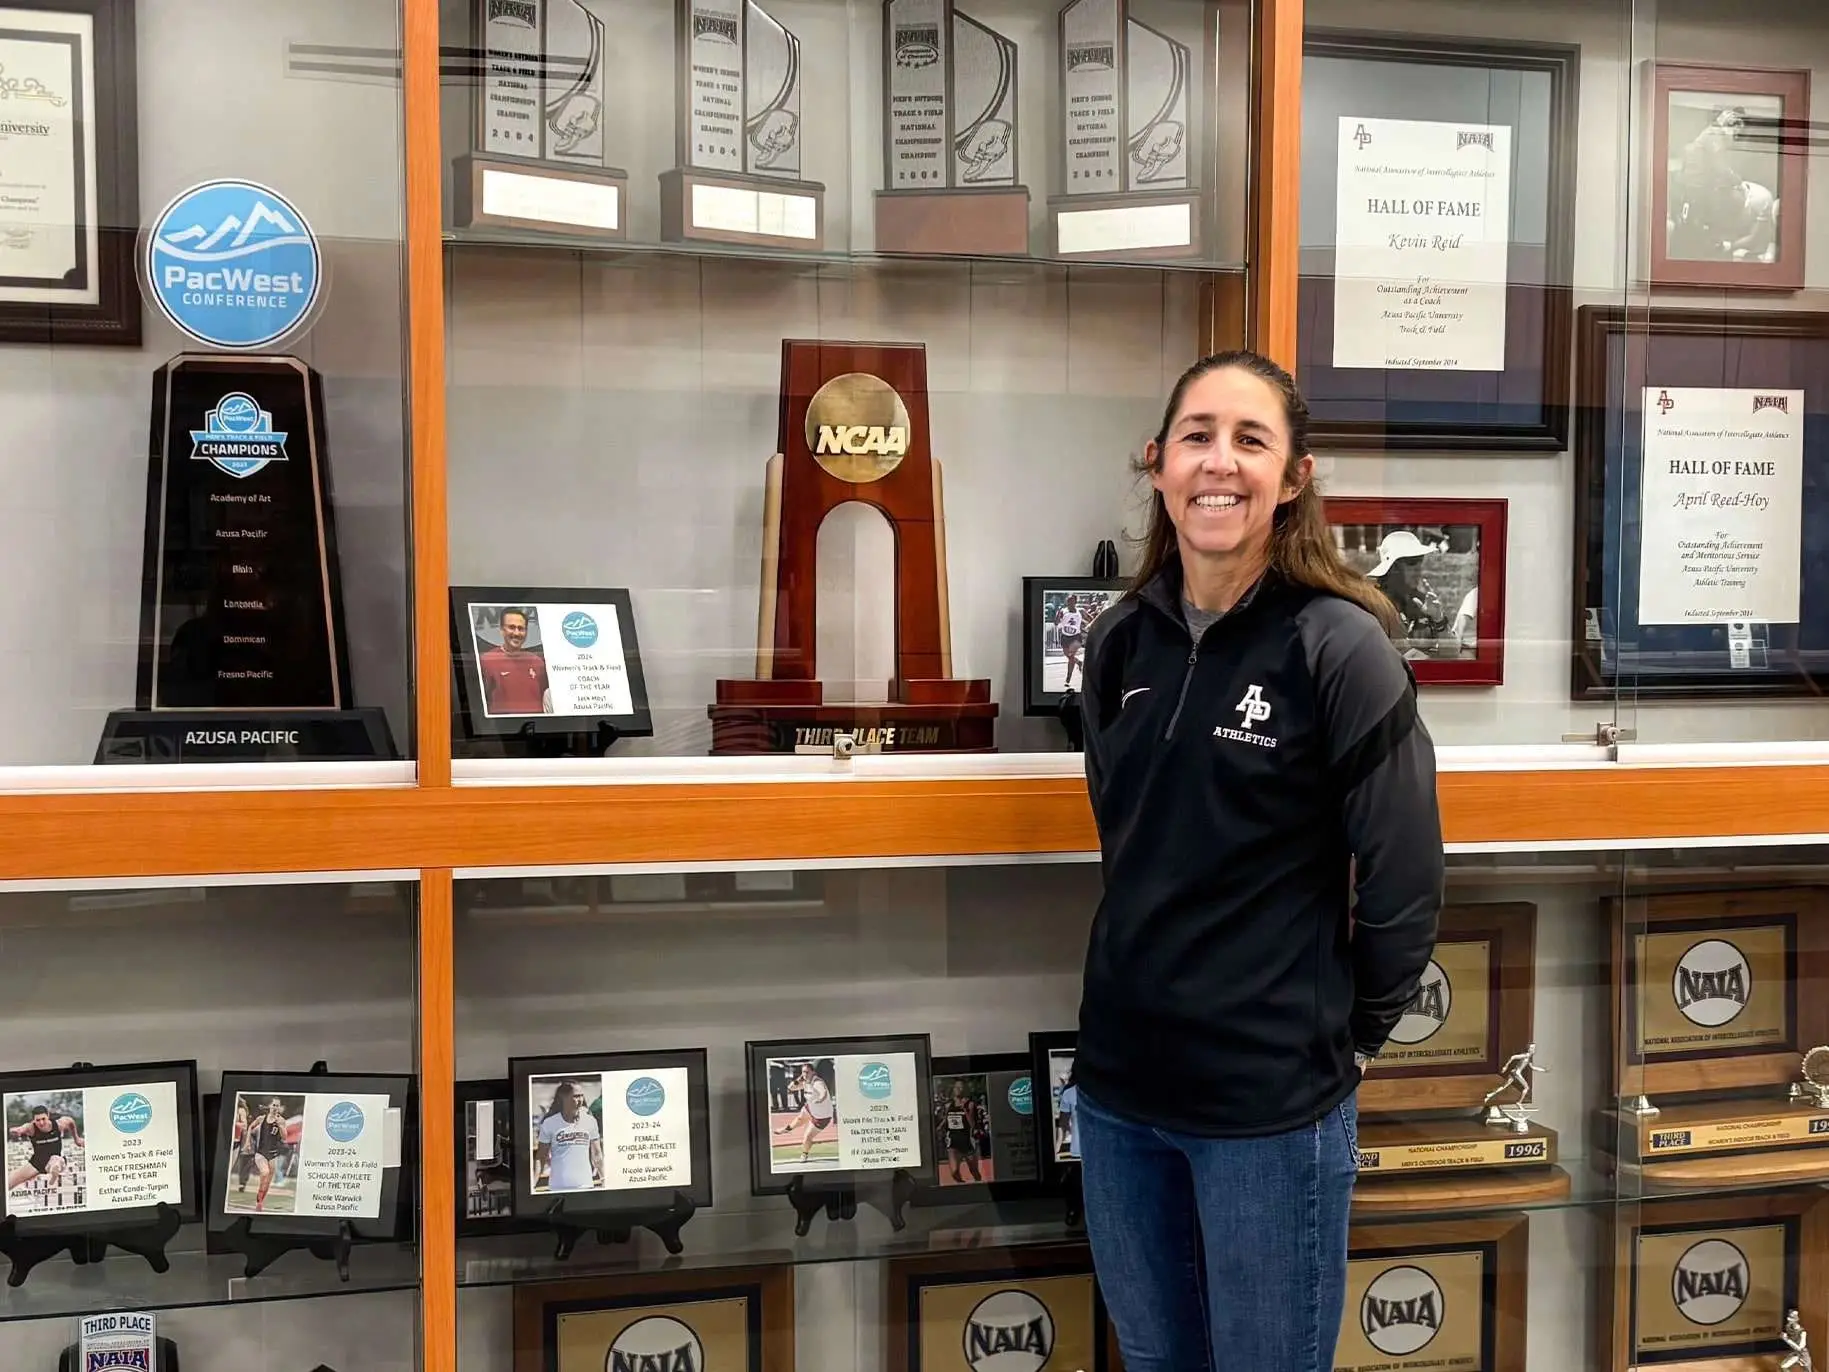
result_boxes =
[1078,1086,1359,1372]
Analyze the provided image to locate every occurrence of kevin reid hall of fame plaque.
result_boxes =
[1600,886,1829,1190]
[1350,903,1571,1214]
[1336,1214,1528,1372]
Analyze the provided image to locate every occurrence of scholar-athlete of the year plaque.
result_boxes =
[99,176,395,764]
[709,340,997,755]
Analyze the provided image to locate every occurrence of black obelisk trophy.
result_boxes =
[96,355,395,762]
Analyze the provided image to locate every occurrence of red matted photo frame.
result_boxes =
[1324,497,1507,687]
[1649,61,1811,291]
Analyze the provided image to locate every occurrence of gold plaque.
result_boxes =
[512,1266,794,1372]
[1633,1223,1787,1359]
[886,1243,1117,1372]
[556,1295,750,1371]
[803,372,912,484]
[1337,1250,1485,1372]
[1376,939,1493,1070]
[1634,924,1789,1058]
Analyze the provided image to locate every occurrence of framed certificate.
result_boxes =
[450,585,654,741]
[1573,306,1829,699]
[1298,31,1578,452]
[886,1243,1119,1372]
[0,0,139,345]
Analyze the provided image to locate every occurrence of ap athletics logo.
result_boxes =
[144,178,323,350]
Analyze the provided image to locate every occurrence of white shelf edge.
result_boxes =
[0,761,416,794]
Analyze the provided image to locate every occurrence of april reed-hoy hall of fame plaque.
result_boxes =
[1337,1214,1528,1372]
[877,0,1029,255]
[709,340,998,756]
[1350,903,1571,1215]
[448,0,630,238]
[1600,1188,1828,1372]
[1599,886,1829,1191]
[662,0,826,249]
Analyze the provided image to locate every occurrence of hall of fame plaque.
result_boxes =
[512,1265,795,1372]
[1337,1214,1527,1372]
[1352,904,1570,1214]
[1599,886,1829,1190]
[1599,1188,1829,1372]
[885,1243,1119,1372]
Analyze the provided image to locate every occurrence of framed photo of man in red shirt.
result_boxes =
[450,586,652,743]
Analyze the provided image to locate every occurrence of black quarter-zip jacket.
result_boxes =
[1074,564,1444,1137]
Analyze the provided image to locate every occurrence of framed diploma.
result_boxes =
[1298,32,1577,452]
[1322,498,1507,687]
[1573,305,1829,699]
[0,0,138,345]
[1649,62,1810,293]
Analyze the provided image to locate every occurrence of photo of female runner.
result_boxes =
[225,1095,302,1215]
[768,1060,838,1172]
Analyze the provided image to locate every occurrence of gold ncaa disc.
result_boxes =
[804,372,912,484]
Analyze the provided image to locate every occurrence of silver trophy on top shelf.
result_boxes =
[1481,1043,1546,1134]
[449,0,630,237]
[875,0,1030,255]
[660,0,826,249]
[1049,0,1202,260]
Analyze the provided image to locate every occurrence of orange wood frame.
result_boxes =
[1,0,1824,1365]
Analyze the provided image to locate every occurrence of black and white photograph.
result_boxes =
[4,1088,84,1216]
[1335,524,1481,663]
[469,603,553,718]
[1022,576,1126,714]
[465,1096,514,1221]
[224,1092,303,1216]
[1663,90,1784,266]
[528,1074,604,1195]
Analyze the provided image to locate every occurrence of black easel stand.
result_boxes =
[0,1061,186,1287]
[543,1191,697,1259]
[0,1203,183,1288]
[58,1336,181,1372]
[783,1170,917,1238]
[509,721,620,759]
[218,1061,358,1281]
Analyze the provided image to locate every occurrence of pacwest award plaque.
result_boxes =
[876,0,1030,255]
[1337,1214,1527,1372]
[661,0,825,249]
[1599,887,1829,1191]
[511,1266,796,1372]
[448,0,629,238]
[709,341,998,755]
[1050,0,1202,260]
[99,355,394,763]
[1351,904,1571,1215]
[1600,1190,1829,1372]
[885,1244,1119,1372]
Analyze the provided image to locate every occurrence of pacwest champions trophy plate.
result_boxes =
[1351,904,1570,1214]
[511,1266,795,1372]
[1600,1188,1829,1372]
[1337,1214,1527,1372]
[1601,886,1829,1190]
[885,1243,1118,1372]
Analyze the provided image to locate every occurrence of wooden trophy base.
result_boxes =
[660,168,826,250]
[1048,189,1203,261]
[452,154,628,238]
[874,187,1031,256]
[1351,1116,1570,1214]
[1596,1097,1829,1189]
[709,678,997,755]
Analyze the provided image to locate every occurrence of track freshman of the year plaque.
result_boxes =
[511,1266,795,1372]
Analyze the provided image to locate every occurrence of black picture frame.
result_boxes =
[1028,1030,1079,1188]
[449,585,654,741]
[1022,576,1127,715]
[0,0,140,346]
[1572,305,1829,700]
[507,1048,713,1222]
[0,1059,200,1230]
[457,1077,542,1238]
[744,1033,934,1196]
[911,1051,1049,1207]
[1298,30,1579,452]
[206,1070,412,1242]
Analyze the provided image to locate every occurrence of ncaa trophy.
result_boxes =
[99,178,395,763]
[875,0,1030,255]
[1049,0,1203,260]
[447,0,630,238]
[708,340,997,755]
[660,0,826,249]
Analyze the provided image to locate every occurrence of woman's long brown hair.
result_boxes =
[1128,350,1400,636]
